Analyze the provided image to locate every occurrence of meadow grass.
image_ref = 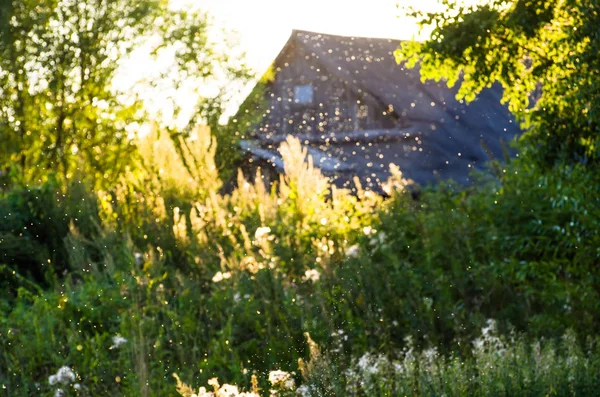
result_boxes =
[1,128,599,396]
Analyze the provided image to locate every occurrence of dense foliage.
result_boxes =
[1,0,600,396]
[0,0,249,189]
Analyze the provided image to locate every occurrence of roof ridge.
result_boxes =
[290,29,403,43]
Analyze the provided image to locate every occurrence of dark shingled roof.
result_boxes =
[242,30,522,189]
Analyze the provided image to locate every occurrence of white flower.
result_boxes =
[369,231,387,246]
[268,370,288,384]
[393,362,405,374]
[216,384,239,397]
[54,388,65,397]
[357,353,372,372]
[356,353,381,375]
[284,378,296,390]
[363,226,374,236]
[482,318,497,336]
[345,244,359,258]
[303,269,321,283]
[423,347,438,363]
[212,271,232,283]
[194,386,214,397]
[269,370,294,389]
[111,335,127,349]
[254,226,271,240]
[296,384,311,397]
[73,383,81,390]
[48,366,76,385]
[472,319,504,353]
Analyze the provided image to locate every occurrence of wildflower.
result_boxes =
[393,362,404,374]
[369,232,386,246]
[134,252,144,266]
[357,353,374,373]
[212,271,232,283]
[363,226,374,236]
[217,384,239,397]
[423,347,438,363]
[254,226,271,240]
[472,318,504,353]
[284,378,295,390]
[482,319,497,336]
[303,269,320,283]
[48,366,76,385]
[240,255,262,273]
[296,384,311,397]
[345,244,359,258]
[268,370,295,389]
[54,388,65,397]
[194,386,214,397]
[111,335,127,349]
[208,378,220,390]
[268,370,288,385]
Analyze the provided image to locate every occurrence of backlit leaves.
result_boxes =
[397,0,600,165]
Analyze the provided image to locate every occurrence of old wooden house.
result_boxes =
[238,29,521,190]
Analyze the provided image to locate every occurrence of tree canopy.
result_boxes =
[0,0,250,188]
[397,0,600,165]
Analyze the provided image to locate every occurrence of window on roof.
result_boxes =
[294,84,313,105]
[355,103,369,130]
[357,104,369,120]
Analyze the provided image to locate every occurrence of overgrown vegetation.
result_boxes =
[1,0,600,396]
[1,128,599,395]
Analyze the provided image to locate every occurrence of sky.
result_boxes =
[195,0,441,74]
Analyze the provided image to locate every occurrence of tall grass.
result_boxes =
[0,127,599,395]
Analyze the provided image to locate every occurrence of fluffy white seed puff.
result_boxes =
[212,271,232,283]
[254,226,271,240]
[303,269,321,283]
[111,335,128,349]
[346,244,359,258]
[48,366,76,385]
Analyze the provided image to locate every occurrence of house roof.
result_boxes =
[241,30,522,189]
